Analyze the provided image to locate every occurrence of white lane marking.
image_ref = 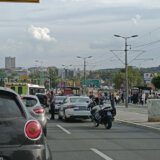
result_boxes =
[56,124,71,135]
[90,148,113,160]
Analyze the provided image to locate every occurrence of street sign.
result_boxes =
[0,75,6,78]
[82,79,100,87]
[20,75,29,79]
[40,75,46,79]
[0,0,39,2]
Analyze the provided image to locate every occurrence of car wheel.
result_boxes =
[58,113,62,120]
[63,112,69,122]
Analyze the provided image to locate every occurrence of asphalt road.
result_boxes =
[46,117,160,160]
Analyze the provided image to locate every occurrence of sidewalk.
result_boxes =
[115,103,160,131]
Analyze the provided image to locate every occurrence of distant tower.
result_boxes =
[5,57,16,69]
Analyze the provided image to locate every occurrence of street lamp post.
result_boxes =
[114,34,138,108]
[77,56,92,94]
[62,64,72,87]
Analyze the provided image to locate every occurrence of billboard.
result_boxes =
[0,0,39,2]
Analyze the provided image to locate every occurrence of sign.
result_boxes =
[68,80,73,86]
[20,76,29,79]
[57,82,65,88]
[76,80,81,86]
[0,74,6,78]
[0,0,39,2]
[82,79,100,87]
[40,75,46,79]
[144,73,157,81]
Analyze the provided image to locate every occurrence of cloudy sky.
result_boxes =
[1,0,160,70]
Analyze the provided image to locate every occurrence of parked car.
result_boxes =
[20,95,47,136]
[58,96,91,121]
[0,87,52,160]
[55,96,67,113]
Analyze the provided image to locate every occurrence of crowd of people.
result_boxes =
[89,90,160,106]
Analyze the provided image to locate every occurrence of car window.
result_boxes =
[21,97,37,107]
[70,98,90,103]
[56,96,66,102]
[0,92,23,118]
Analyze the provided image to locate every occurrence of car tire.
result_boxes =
[63,112,69,122]
[58,114,62,120]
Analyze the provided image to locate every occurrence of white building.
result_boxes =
[5,57,16,69]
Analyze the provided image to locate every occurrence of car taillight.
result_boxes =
[25,120,42,140]
[33,108,44,113]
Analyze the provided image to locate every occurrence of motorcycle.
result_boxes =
[88,98,116,129]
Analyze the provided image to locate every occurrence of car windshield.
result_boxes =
[70,97,89,103]
[21,97,37,107]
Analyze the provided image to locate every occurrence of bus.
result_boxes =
[5,83,45,95]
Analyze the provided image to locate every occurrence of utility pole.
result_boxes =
[77,56,92,94]
[114,35,138,108]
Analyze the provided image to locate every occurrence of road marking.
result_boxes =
[56,124,71,135]
[90,148,113,160]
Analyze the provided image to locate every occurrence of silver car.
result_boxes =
[21,95,47,136]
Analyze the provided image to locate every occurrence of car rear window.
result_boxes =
[21,97,37,107]
[0,92,23,118]
[70,98,90,103]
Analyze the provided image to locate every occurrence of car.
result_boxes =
[58,96,91,121]
[0,87,52,160]
[20,94,47,136]
[36,93,49,108]
[55,96,67,113]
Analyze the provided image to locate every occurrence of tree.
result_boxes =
[113,66,143,89]
[151,74,160,89]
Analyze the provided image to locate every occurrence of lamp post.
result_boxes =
[114,34,138,108]
[77,56,92,94]
[62,64,72,87]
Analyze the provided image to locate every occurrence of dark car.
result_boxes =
[0,87,52,160]
[21,95,47,136]
[36,93,48,108]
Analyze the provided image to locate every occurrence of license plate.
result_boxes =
[74,107,89,111]
[107,111,112,116]
[0,157,4,160]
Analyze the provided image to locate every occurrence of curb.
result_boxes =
[116,118,160,132]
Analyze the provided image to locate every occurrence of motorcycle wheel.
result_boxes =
[93,120,99,127]
[104,118,112,129]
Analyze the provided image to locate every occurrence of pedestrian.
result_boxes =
[141,92,145,105]
[50,91,56,120]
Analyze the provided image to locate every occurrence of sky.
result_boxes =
[1,0,160,70]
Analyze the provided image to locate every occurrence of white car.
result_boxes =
[58,96,91,121]
[55,96,67,113]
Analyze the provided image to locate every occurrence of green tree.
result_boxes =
[151,74,160,89]
[113,66,143,89]
[48,69,59,89]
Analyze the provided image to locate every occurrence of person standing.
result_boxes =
[50,91,56,120]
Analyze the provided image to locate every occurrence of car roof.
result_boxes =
[0,87,18,96]
[68,96,89,99]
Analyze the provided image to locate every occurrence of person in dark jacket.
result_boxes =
[50,91,56,120]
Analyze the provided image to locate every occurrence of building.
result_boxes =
[5,57,16,69]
